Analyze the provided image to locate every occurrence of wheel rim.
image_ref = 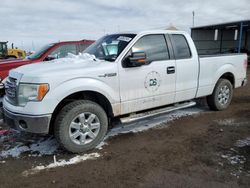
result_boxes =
[69,112,101,145]
[218,85,230,106]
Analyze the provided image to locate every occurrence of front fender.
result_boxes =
[45,77,119,109]
[7,77,120,115]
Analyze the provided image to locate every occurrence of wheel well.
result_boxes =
[219,72,235,87]
[49,91,113,134]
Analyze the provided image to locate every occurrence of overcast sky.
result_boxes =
[0,0,249,51]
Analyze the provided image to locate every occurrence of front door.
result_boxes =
[118,34,176,115]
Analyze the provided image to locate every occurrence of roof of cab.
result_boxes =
[112,29,188,36]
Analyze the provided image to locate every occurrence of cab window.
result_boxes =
[131,34,170,63]
[50,44,77,58]
[171,34,191,59]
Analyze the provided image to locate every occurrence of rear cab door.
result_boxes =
[169,33,199,102]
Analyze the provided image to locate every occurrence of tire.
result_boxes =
[207,79,233,111]
[54,100,108,153]
[6,56,17,59]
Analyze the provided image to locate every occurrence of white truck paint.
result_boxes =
[2,30,248,153]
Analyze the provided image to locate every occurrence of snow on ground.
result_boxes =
[0,107,202,159]
[221,154,246,165]
[0,136,58,158]
[235,137,250,148]
[215,119,249,127]
[220,137,250,178]
[22,153,100,176]
[107,107,202,137]
[96,107,202,151]
[0,106,203,174]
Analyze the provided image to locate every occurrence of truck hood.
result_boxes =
[11,53,114,82]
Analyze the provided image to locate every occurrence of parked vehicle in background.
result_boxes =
[0,42,26,59]
[2,30,248,153]
[0,40,94,96]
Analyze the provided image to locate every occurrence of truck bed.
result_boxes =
[199,53,246,58]
[196,53,247,98]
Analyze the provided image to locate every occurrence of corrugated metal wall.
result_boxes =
[191,28,249,55]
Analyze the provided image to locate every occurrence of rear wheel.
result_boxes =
[54,100,108,153]
[207,79,233,111]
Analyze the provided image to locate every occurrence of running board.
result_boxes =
[120,101,196,124]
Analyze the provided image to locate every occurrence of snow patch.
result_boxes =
[216,119,249,127]
[216,119,235,126]
[52,53,97,64]
[221,154,246,165]
[22,153,100,176]
[0,137,58,158]
[0,107,202,159]
[235,137,250,148]
[96,141,108,150]
[107,108,201,137]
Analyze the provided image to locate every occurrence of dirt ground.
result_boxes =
[0,69,249,188]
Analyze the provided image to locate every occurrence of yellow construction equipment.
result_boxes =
[0,42,26,59]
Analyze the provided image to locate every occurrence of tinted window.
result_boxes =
[79,43,92,53]
[50,44,77,58]
[132,35,169,63]
[171,35,191,59]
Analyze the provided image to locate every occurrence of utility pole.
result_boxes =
[192,11,195,27]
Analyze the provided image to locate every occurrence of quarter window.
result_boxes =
[132,35,169,63]
[171,35,191,59]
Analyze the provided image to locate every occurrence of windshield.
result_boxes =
[27,44,54,60]
[84,34,136,62]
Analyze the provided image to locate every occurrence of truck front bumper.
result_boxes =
[3,107,51,134]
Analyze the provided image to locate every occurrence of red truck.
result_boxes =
[0,40,94,96]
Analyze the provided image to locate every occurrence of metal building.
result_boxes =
[191,20,250,57]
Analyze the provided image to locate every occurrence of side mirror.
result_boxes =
[125,52,147,67]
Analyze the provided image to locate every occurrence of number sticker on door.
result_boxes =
[144,71,161,92]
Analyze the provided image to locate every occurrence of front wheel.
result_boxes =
[54,100,108,153]
[207,79,233,111]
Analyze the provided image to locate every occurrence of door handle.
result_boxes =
[167,66,175,74]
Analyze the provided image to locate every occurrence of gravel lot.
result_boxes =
[0,69,249,188]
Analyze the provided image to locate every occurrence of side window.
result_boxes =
[50,44,77,58]
[79,43,91,53]
[132,34,169,63]
[171,35,191,59]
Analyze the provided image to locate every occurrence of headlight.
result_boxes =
[18,83,49,106]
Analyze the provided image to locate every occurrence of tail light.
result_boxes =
[244,59,248,69]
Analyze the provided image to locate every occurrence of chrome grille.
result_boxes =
[5,77,17,105]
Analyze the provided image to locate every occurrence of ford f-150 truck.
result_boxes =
[0,40,94,96]
[2,30,248,153]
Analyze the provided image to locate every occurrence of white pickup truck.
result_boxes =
[2,30,248,153]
